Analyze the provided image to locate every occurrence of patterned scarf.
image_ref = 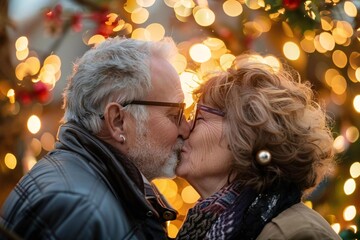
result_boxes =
[177,181,301,240]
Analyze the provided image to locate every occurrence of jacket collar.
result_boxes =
[56,121,177,222]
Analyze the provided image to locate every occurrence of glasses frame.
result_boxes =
[100,100,185,126]
[189,103,225,131]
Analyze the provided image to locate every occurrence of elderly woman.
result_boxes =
[176,54,340,239]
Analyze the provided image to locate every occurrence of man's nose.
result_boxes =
[178,115,190,139]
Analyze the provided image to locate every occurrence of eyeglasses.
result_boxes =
[100,100,185,126]
[189,103,225,131]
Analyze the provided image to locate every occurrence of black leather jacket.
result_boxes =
[0,122,176,239]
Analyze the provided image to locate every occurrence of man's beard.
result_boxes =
[128,130,183,181]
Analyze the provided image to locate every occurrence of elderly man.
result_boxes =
[0,37,189,239]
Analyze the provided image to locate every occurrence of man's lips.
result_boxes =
[181,147,187,153]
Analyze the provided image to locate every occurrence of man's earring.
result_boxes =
[119,134,126,144]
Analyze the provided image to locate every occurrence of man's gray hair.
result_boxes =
[62,37,178,133]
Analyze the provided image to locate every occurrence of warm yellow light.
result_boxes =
[350,225,358,233]
[331,75,347,95]
[27,115,41,134]
[105,13,118,25]
[180,71,201,107]
[264,55,281,72]
[131,28,148,40]
[15,62,29,80]
[282,22,294,38]
[321,16,333,31]
[4,153,17,170]
[152,179,168,192]
[7,89,15,104]
[164,0,177,7]
[136,0,156,7]
[25,57,41,76]
[333,135,346,153]
[349,52,360,70]
[346,126,359,143]
[223,0,243,17]
[283,41,300,60]
[38,67,56,86]
[332,27,348,45]
[353,95,360,113]
[344,178,356,195]
[200,59,221,74]
[174,1,193,17]
[203,37,225,51]
[87,34,106,46]
[163,179,178,199]
[181,185,200,204]
[124,0,140,13]
[220,54,236,70]
[245,0,262,9]
[356,68,360,82]
[194,8,215,27]
[113,19,126,32]
[145,23,165,41]
[314,35,327,53]
[172,54,187,74]
[343,205,356,221]
[189,43,211,63]
[131,7,149,24]
[331,223,341,234]
[332,50,347,68]
[203,37,227,58]
[319,32,335,51]
[168,193,183,210]
[255,15,271,33]
[44,55,61,73]
[344,1,357,17]
[324,68,340,86]
[15,36,28,51]
[350,162,360,179]
[300,38,315,53]
[336,21,353,38]
[304,200,313,209]
[16,48,29,61]
[167,223,179,238]
[23,155,37,172]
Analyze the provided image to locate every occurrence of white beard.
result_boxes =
[128,131,183,181]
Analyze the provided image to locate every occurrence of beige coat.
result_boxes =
[257,203,341,240]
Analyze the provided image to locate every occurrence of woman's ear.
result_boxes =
[103,103,126,143]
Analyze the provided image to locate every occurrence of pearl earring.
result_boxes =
[256,150,271,165]
[119,134,126,144]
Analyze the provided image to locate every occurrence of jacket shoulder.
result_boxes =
[257,203,341,240]
[1,154,133,239]
[9,191,131,239]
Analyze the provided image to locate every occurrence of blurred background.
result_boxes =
[0,0,359,238]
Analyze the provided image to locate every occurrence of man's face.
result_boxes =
[128,57,189,180]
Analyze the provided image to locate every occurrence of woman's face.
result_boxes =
[176,103,234,193]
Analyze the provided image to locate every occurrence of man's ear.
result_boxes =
[103,103,126,142]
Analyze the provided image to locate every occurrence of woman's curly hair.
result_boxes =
[194,54,335,194]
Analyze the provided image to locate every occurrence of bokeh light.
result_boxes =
[350,162,360,179]
[194,8,215,27]
[223,0,243,17]
[343,178,356,195]
[27,115,41,134]
[283,41,300,60]
[4,153,17,170]
[343,205,357,221]
[189,43,211,63]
